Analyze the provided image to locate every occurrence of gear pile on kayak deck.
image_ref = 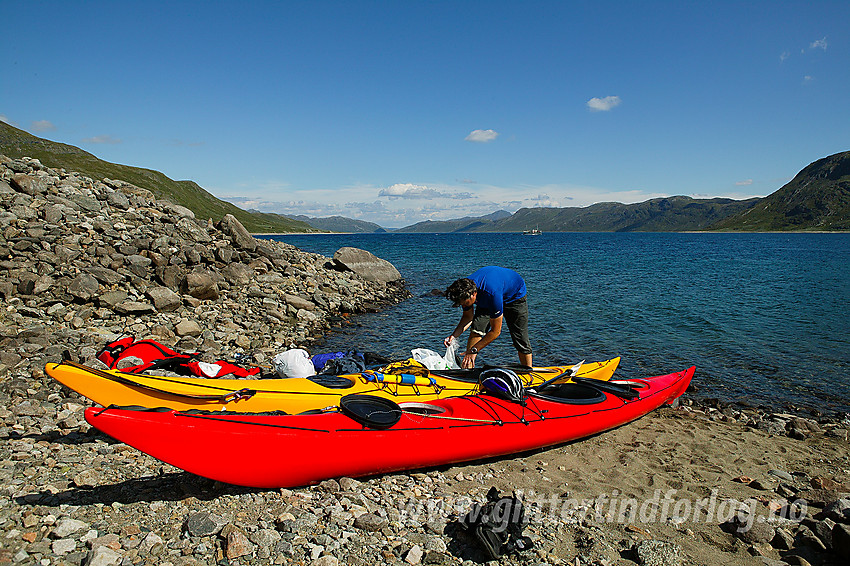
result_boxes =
[46,337,693,489]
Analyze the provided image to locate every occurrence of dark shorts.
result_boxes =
[471,296,532,355]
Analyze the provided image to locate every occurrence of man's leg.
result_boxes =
[504,297,532,367]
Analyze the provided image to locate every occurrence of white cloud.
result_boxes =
[779,51,790,62]
[465,129,499,143]
[809,37,827,51]
[217,177,748,229]
[587,96,622,112]
[735,179,754,186]
[82,135,122,144]
[31,120,56,132]
[0,115,17,127]
[378,183,472,200]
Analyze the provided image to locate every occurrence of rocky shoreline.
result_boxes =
[1,155,849,566]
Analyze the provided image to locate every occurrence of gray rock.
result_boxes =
[796,525,828,551]
[183,511,227,537]
[768,469,795,482]
[225,528,254,559]
[106,190,131,210]
[175,319,202,337]
[10,173,49,196]
[51,518,90,538]
[75,195,102,213]
[249,527,281,549]
[87,266,126,285]
[749,477,778,491]
[333,246,402,282]
[125,254,152,276]
[821,498,850,523]
[86,545,122,566]
[168,203,196,219]
[73,469,101,488]
[726,513,776,544]
[405,544,424,565]
[176,217,212,243]
[772,527,795,550]
[285,293,315,311]
[67,273,100,301]
[146,286,182,312]
[635,539,681,566]
[182,271,219,300]
[218,213,257,251]
[221,262,254,286]
[97,290,129,308]
[52,538,77,554]
[353,513,388,532]
[157,265,185,290]
[316,479,341,492]
[114,301,155,315]
[834,523,850,559]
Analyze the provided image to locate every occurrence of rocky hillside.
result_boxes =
[0,154,409,378]
[712,150,850,231]
[0,121,312,234]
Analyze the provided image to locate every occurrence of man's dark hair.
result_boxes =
[446,278,477,307]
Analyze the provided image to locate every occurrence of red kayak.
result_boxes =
[85,366,694,488]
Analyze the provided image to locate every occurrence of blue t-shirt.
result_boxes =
[469,266,527,318]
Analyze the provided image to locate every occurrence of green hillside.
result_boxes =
[711,151,850,231]
[0,121,312,233]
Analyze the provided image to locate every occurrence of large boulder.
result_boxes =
[218,214,257,252]
[333,247,401,283]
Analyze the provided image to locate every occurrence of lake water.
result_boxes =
[262,233,850,414]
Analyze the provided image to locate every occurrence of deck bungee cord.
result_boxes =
[56,359,459,401]
[56,359,570,405]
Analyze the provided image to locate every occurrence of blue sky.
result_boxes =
[2,1,847,228]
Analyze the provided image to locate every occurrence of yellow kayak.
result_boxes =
[45,357,620,414]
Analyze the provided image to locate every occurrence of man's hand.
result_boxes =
[462,351,477,369]
[444,335,455,348]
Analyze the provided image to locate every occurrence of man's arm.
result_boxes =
[444,308,475,346]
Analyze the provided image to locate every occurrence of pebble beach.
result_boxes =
[1,155,849,566]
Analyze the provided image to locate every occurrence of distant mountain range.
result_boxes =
[269,214,386,233]
[395,198,763,232]
[395,210,512,233]
[396,151,849,232]
[2,121,847,232]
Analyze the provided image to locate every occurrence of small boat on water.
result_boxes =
[84,366,694,488]
[46,358,620,413]
[523,226,542,235]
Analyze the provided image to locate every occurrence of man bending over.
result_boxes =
[444,266,532,369]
